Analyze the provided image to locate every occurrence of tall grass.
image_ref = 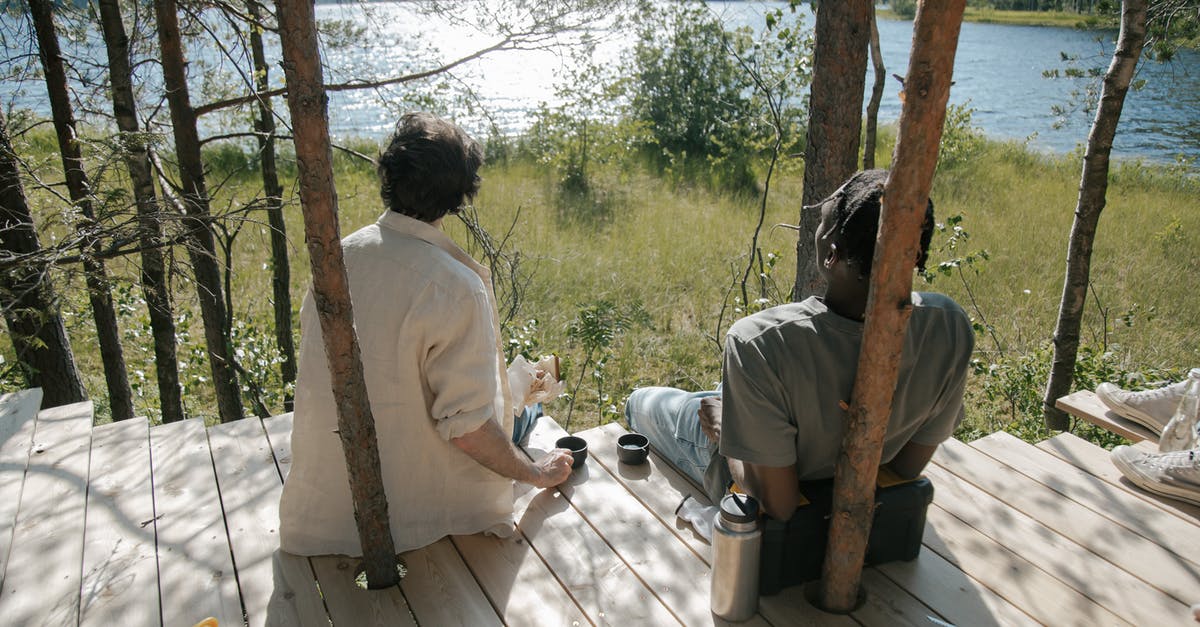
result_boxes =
[7,126,1198,446]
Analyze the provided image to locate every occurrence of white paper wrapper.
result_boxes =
[507,354,565,408]
[676,495,717,543]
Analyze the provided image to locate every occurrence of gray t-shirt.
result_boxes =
[719,293,974,481]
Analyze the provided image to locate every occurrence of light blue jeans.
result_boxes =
[624,386,720,486]
[512,402,542,445]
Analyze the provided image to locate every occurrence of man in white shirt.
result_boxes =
[280,112,572,557]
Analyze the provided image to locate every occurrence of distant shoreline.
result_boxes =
[877,7,1117,30]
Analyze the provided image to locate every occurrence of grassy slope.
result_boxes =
[10,131,1198,446]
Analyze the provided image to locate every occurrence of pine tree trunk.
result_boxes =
[97,0,184,423]
[248,0,296,411]
[820,0,965,613]
[0,109,87,408]
[275,0,399,587]
[154,0,244,423]
[794,0,873,300]
[863,10,886,170]
[28,0,134,421]
[1042,0,1147,430]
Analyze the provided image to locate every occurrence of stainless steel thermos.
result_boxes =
[710,493,761,621]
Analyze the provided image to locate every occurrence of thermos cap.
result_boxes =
[720,493,759,524]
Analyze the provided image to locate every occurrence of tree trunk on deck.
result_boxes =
[1042,0,1147,431]
[863,9,886,170]
[0,109,88,408]
[154,0,244,423]
[274,0,400,587]
[794,0,872,300]
[820,0,965,613]
[98,0,185,424]
[28,0,134,421]
[247,0,297,411]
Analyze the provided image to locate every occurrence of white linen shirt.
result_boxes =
[279,211,516,557]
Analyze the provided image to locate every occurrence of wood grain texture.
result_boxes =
[150,418,242,627]
[0,388,42,588]
[0,401,93,626]
[78,418,159,627]
[924,460,1186,625]
[1055,390,1157,443]
[972,432,1200,567]
[935,437,1200,605]
[1037,432,1200,522]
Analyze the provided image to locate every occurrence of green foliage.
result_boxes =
[890,0,918,19]
[937,103,986,170]
[563,299,650,428]
[624,1,810,192]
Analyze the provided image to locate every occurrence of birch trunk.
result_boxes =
[248,0,296,411]
[820,0,965,612]
[274,0,399,586]
[795,0,873,300]
[1042,0,1147,430]
[863,10,886,170]
[154,0,244,423]
[97,0,184,423]
[28,0,134,421]
[0,109,87,407]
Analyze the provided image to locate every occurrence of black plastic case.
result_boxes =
[758,476,934,595]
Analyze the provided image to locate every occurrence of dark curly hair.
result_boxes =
[823,169,935,278]
[377,112,483,222]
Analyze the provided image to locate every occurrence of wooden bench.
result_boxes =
[1,387,1195,625]
[1055,389,1160,444]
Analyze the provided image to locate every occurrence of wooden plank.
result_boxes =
[452,466,589,627]
[263,412,422,627]
[209,418,329,627]
[529,419,730,626]
[923,460,1187,625]
[516,417,682,626]
[309,556,416,627]
[876,548,1037,627]
[971,432,1200,566]
[934,437,1199,605]
[0,401,93,626]
[583,423,1026,627]
[400,537,503,626]
[586,423,715,559]
[78,417,160,627]
[575,423,851,626]
[1037,432,1200,523]
[0,388,43,588]
[923,504,1131,625]
[451,532,589,627]
[1056,390,1157,444]
[150,418,243,627]
[584,423,949,627]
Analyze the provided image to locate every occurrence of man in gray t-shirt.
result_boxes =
[626,170,974,521]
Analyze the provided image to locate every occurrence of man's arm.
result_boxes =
[702,397,802,520]
[451,419,573,488]
[885,440,938,479]
[727,458,803,521]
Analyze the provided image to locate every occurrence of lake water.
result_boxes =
[2,1,1197,164]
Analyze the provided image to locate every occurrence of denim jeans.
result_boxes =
[512,402,543,445]
[624,386,720,486]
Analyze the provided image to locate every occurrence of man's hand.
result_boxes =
[699,396,723,443]
[529,448,574,488]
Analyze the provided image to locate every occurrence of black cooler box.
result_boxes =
[758,470,933,595]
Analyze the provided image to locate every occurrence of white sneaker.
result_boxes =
[1111,445,1200,506]
[1096,379,1190,435]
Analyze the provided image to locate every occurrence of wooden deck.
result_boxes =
[0,387,1196,626]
